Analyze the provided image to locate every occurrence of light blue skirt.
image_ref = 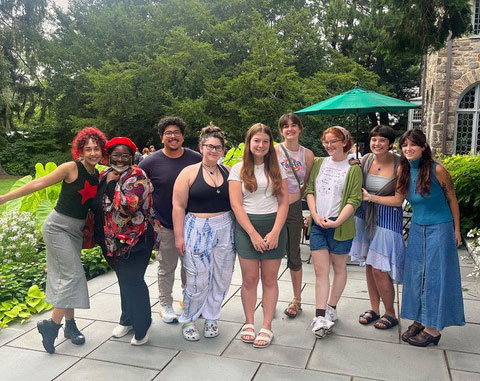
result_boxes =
[350,202,405,284]
[401,221,465,330]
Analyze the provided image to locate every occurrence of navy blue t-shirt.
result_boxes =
[139,147,201,229]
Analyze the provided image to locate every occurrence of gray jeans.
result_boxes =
[156,226,185,305]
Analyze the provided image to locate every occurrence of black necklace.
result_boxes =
[203,164,221,193]
[202,163,218,175]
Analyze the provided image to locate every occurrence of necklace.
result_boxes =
[202,163,218,175]
[203,164,221,194]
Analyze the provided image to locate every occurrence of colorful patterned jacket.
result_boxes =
[99,166,160,257]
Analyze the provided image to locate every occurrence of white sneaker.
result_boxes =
[311,316,335,338]
[326,305,338,322]
[131,331,149,346]
[112,324,133,338]
[159,303,178,323]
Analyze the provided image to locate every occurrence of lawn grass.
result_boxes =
[0,177,22,195]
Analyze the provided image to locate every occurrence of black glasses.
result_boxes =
[110,154,132,160]
[164,130,182,137]
[202,144,223,152]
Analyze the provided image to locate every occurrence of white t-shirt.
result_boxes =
[315,157,350,218]
[228,161,287,214]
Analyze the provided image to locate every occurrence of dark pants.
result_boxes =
[104,234,152,340]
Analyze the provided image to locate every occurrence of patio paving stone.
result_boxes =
[254,363,350,381]
[308,335,450,380]
[87,340,178,370]
[447,350,480,373]
[55,358,159,381]
[153,351,259,381]
[0,346,79,381]
[223,339,311,369]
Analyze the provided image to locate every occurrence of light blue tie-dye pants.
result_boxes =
[179,211,236,323]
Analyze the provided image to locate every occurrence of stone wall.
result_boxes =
[423,32,480,154]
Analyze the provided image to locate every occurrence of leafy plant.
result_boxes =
[441,154,480,233]
[0,285,52,328]
[81,246,111,279]
[223,143,245,166]
[0,258,47,302]
[0,162,61,231]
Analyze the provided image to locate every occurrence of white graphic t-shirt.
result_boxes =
[315,157,350,218]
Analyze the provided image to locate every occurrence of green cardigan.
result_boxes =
[305,157,363,241]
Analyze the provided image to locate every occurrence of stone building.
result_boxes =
[420,0,480,155]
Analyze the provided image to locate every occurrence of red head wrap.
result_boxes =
[106,137,137,154]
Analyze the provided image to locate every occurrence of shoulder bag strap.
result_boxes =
[280,143,302,190]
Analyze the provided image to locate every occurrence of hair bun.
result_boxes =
[201,123,223,136]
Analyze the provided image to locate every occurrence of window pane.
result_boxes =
[475,0,480,35]
[456,113,474,154]
[459,86,476,109]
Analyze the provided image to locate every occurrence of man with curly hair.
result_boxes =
[139,116,201,323]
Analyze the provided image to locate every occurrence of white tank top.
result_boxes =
[277,143,307,193]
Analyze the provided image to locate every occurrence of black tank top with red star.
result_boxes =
[55,161,99,220]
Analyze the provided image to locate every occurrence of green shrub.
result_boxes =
[0,124,70,176]
[0,259,47,302]
[0,286,52,328]
[81,246,111,279]
[441,154,480,233]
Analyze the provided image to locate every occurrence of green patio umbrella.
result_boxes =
[295,86,420,156]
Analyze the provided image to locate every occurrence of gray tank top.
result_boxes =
[365,174,391,193]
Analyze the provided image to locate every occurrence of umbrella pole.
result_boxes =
[355,112,359,159]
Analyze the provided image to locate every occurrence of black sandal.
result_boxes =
[359,310,380,325]
[374,314,398,329]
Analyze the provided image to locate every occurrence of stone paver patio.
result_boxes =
[1,246,479,381]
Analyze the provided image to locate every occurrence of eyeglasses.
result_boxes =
[322,140,342,146]
[163,130,182,137]
[202,144,224,152]
[110,154,132,160]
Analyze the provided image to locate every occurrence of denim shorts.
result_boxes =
[309,217,353,254]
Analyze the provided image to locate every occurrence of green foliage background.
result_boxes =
[441,154,480,233]
[1,0,472,173]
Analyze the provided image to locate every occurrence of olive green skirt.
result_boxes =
[235,212,287,260]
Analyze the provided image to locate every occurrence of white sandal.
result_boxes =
[204,320,219,338]
[253,328,273,348]
[182,323,200,341]
[240,323,255,343]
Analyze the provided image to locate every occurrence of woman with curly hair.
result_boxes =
[229,123,288,348]
[93,137,160,346]
[0,127,108,354]
[363,129,464,347]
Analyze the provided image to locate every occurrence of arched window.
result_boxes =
[455,83,480,155]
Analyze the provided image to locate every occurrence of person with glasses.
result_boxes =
[139,116,201,324]
[172,124,235,341]
[93,137,160,345]
[275,113,314,319]
[305,126,362,338]
[229,123,288,348]
[0,127,107,353]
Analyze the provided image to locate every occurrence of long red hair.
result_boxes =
[241,123,283,196]
[71,127,108,162]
